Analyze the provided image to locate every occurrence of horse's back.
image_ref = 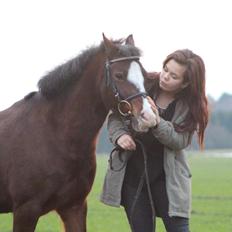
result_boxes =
[0,93,37,155]
[0,92,36,127]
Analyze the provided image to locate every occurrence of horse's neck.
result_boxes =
[49,63,108,141]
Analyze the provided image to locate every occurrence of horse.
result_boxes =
[0,34,157,232]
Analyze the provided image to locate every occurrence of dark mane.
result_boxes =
[111,39,142,57]
[24,91,37,100]
[38,40,141,98]
[37,45,101,98]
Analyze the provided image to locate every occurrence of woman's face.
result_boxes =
[159,59,187,94]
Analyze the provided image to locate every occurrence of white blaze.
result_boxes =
[127,61,157,131]
[127,61,145,92]
[127,61,153,113]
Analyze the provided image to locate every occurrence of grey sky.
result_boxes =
[0,0,231,110]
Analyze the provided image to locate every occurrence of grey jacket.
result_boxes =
[100,100,193,218]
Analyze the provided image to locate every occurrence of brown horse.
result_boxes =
[0,34,157,232]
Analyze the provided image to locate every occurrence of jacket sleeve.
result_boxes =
[107,112,131,146]
[151,117,193,151]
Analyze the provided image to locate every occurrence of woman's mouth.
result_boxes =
[160,81,166,87]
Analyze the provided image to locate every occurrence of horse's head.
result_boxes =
[101,34,157,132]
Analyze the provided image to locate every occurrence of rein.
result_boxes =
[109,138,155,231]
[104,56,147,117]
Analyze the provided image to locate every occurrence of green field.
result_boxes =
[1,151,232,232]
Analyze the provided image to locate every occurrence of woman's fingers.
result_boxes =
[117,134,136,150]
[146,96,160,124]
[146,96,156,108]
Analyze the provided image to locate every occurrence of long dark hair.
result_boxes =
[146,49,208,148]
[164,49,208,148]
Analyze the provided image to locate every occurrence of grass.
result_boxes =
[1,151,232,232]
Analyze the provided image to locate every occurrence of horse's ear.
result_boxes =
[102,33,114,52]
[125,34,135,46]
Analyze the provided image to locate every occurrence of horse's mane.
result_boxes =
[38,39,141,98]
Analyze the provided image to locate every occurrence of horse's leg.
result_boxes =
[57,201,87,232]
[13,202,41,232]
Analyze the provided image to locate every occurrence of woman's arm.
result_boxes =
[107,113,132,145]
[151,118,193,150]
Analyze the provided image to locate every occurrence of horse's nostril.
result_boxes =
[141,112,146,120]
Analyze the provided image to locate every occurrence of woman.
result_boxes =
[100,49,208,232]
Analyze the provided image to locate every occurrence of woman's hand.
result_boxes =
[117,134,136,151]
[147,96,160,125]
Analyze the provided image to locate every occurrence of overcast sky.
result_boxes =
[0,0,231,110]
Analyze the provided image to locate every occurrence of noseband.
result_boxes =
[105,56,147,117]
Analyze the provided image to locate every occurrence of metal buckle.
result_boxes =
[118,100,132,116]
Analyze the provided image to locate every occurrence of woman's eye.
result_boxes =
[171,74,177,79]
[115,72,124,80]
[163,66,168,72]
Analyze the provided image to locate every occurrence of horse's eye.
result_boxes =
[114,72,124,80]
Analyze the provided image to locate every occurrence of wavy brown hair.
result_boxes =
[146,49,208,148]
[162,49,208,148]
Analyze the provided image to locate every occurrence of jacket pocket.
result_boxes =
[175,158,192,178]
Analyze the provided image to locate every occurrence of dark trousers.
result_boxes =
[121,181,190,232]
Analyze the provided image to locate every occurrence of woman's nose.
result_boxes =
[164,72,170,80]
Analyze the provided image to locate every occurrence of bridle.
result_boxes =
[106,57,155,231]
[105,56,147,117]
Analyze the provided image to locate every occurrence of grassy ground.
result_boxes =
[1,151,232,232]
